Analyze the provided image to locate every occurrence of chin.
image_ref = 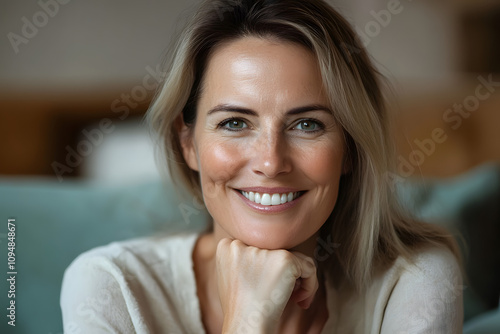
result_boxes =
[244,239,289,250]
[213,210,322,251]
[233,225,307,250]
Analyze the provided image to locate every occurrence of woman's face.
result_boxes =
[181,37,346,250]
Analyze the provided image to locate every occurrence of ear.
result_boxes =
[176,116,199,172]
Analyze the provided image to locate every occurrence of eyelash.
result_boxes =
[292,118,325,133]
[217,118,249,131]
[216,117,325,133]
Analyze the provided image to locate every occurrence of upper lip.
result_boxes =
[236,187,303,193]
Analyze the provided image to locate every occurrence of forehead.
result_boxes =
[199,37,327,108]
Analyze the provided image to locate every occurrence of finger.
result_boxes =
[216,238,233,257]
[290,252,318,309]
[215,238,234,271]
[291,252,316,277]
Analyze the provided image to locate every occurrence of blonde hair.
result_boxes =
[147,0,461,289]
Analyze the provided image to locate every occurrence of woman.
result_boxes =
[61,0,463,333]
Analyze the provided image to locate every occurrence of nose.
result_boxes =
[251,130,292,178]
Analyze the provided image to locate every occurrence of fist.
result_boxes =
[216,238,318,332]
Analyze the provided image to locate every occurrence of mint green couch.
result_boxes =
[0,164,499,334]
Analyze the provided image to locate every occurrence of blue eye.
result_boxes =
[220,119,248,130]
[295,120,321,132]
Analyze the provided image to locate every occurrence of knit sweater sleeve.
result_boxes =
[60,248,149,334]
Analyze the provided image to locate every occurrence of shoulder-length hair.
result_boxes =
[147,0,460,289]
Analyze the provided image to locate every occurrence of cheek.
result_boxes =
[297,140,344,184]
[197,139,244,197]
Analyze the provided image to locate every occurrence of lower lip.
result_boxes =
[234,190,305,213]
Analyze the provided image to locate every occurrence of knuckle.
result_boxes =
[217,238,230,249]
[216,238,231,257]
[229,239,243,251]
[276,249,294,263]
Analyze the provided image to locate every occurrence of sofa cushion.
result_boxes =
[0,178,208,334]
[464,306,500,334]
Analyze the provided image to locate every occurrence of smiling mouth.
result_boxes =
[237,190,305,206]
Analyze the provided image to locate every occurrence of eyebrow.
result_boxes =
[207,104,333,116]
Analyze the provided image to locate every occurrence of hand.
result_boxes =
[216,238,318,333]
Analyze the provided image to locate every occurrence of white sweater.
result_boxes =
[60,233,463,333]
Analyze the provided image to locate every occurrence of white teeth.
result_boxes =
[271,194,281,205]
[255,192,261,204]
[240,191,301,206]
[280,193,287,204]
[261,193,271,205]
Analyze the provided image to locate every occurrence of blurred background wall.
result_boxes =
[0,0,499,183]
